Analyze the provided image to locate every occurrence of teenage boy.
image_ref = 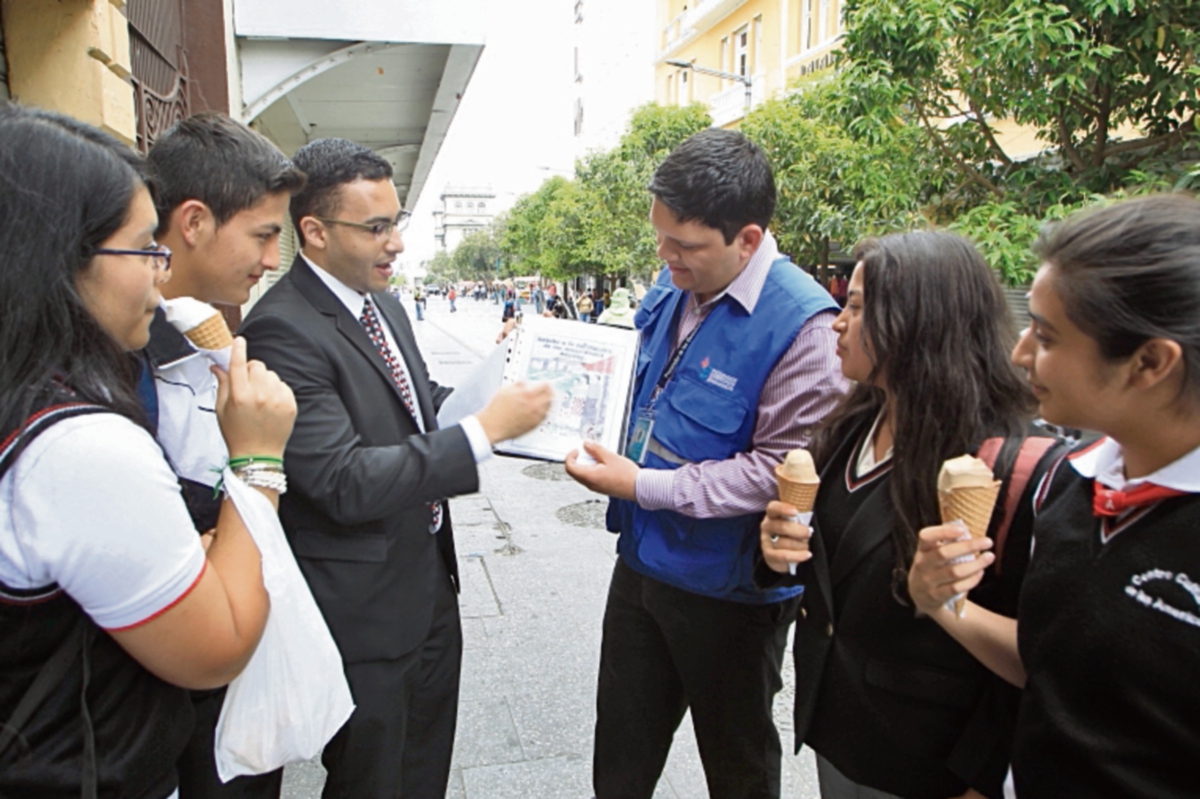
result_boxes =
[144,112,306,799]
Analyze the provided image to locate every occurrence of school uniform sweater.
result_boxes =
[1013,440,1200,798]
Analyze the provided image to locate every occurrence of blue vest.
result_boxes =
[609,258,839,603]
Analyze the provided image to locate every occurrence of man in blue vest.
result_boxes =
[566,129,846,799]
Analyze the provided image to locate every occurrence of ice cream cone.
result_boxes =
[185,313,233,351]
[939,481,1001,615]
[775,464,820,512]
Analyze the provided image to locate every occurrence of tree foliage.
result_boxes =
[834,0,1200,283]
[840,0,1200,206]
[450,217,506,281]
[741,76,947,270]
[425,249,456,285]
[500,103,711,281]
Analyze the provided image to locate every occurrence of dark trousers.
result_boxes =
[320,569,463,799]
[177,688,283,799]
[593,558,799,799]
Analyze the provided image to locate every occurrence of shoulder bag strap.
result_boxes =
[0,401,107,796]
[977,435,1060,572]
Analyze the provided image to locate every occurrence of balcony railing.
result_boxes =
[708,73,765,127]
[661,0,746,54]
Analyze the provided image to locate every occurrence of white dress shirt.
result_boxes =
[302,254,492,463]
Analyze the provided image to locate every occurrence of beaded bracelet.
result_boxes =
[233,467,287,494]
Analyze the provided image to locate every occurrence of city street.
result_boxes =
[281,293,820,799]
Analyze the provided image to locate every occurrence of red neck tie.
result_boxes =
[1093,481,1186,517]
[360,299,442,531]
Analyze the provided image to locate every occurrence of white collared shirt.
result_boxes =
[856,409,894,475]
[302,253,492,463]
[1068,436,1200,493]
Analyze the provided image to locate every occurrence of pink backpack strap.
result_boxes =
[976,436,1059,569]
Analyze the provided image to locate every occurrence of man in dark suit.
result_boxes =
[240,138,552,799]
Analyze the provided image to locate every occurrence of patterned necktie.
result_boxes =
[360,299,416,418]
[360,299,442,531]
[1093,481,1186,517]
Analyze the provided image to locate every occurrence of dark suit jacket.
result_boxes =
[240,256,478,664]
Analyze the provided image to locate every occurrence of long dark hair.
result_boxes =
[812,231,1036,588]
[1036,194,1200,403]
[0,104,154,435]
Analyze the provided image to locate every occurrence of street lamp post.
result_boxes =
[665,58,752,113]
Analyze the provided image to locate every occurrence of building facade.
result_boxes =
[0,1,486,318]
[655,0,844,127]
[572,0,656,155]
[433,185,497,252]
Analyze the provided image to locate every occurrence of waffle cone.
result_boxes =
[938,482,1001,539]
[775,464,820,511]
[185,313,233,351]
[939,481,1001,615]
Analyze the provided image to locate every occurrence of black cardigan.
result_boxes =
[1013,448,1200,798]
[759,418,1064,799]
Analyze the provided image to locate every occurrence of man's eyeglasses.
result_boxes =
[93,243,172,273]
[317,211,411,239]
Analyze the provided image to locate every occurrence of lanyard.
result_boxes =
[650,296,708,402]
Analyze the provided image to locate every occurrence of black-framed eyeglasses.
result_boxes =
[317,211,411,239]
[93,243,172,273]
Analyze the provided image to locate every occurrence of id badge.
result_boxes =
[626,409,655,465]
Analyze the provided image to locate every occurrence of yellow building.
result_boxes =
[656,0,845,127]
[1,0,138,144]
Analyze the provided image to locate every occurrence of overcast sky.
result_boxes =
[400,0,656,270]
[401,0,576,268]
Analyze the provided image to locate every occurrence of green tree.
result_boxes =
[450,220,506,281]
[500,103,711,283]
[500,176,593,280]
[741,76,946,274]
[833,0,1200,283]
[425,249,457,285]
[839,0,1200,206]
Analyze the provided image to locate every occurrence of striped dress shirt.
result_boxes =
[634,231,848,519]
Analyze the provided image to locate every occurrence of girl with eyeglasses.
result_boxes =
[908,196,1200,798]
[0,105,295,798]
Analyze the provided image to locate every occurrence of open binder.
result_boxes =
[497,316,639,462]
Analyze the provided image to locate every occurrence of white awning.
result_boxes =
[234,0,485,210]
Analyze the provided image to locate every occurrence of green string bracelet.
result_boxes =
[227,455,284,469]
[211,456,285,496]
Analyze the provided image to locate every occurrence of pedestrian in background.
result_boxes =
[566,128,845,799]
[448,285,457,312]
[597,287,636,328]
[577,290,594,323]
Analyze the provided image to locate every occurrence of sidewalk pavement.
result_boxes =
[280,296,820,799]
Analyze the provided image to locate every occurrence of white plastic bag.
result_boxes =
[213,469,355,782]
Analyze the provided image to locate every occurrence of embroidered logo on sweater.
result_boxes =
[1125,568,1200,629]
